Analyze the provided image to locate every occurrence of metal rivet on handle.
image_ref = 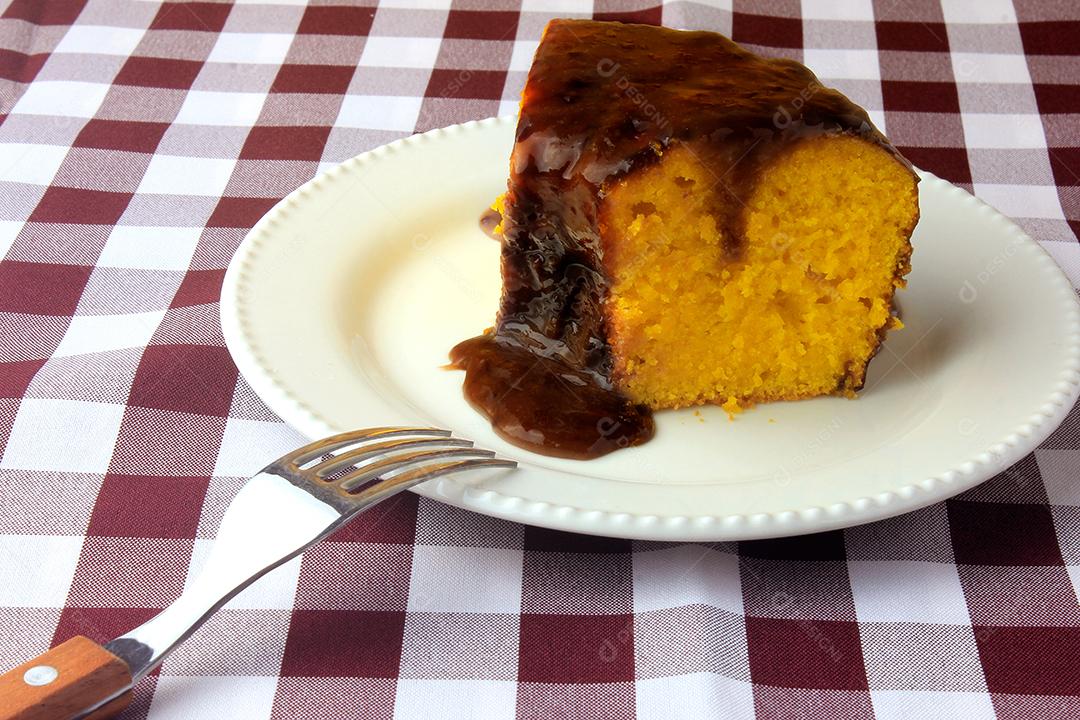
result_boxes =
[23,665,58,686]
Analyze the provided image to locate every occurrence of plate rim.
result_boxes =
[221,115,1080,541]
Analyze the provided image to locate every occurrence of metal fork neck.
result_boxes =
[263,462,373,515]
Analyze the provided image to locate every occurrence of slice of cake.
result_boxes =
[451,19,920,459]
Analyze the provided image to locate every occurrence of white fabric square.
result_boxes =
[0,535,84,607]
[0,221,21,258]
[98,226,202,271]
[137,154,237,196]
[358,37,442,68]
[146,676,277,720]
[800,0,874,21]
[0,144,69,186]
[973,184,1065,220]
[186,539,302,609]
[207,32,294,65]
[802,49,881,81]
[521,0,593,11]
[213,417,307,477]
[849,561,969,623]
[1039,449,1080,505]
[497,100,518,118]
[393,679,516,720]
[336,95,423,131]
[508,41,539,72]
[1067,566,1080,604]
[951,52,1032,85]
[378,0,455,7]
[54,310,165,358]
[962,113,1046,149]
[940,0,1017,25]
[10,81,110,119]
[54,25,145,56]
[408,545,522,613]
[174,91,267,127]
[871,690,996,720]
[2,398,125,473]
[636,673,755,720]
[633,545,743,614]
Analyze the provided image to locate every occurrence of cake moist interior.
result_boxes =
[450,19,920,459]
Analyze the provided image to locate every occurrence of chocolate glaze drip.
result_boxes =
[451,19,908,459]
[451,335,654,458]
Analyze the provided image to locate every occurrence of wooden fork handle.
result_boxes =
[0,636,132,720]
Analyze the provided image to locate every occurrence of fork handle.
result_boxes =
[0,636,132,720]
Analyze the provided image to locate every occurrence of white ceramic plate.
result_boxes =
[221,115,1080,541]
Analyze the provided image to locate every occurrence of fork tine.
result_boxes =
[337,447,496,491]
[279,427,453,468]
[312,437,474,478]
[348,458,518,506]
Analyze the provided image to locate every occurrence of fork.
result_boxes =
[0,427,514,720]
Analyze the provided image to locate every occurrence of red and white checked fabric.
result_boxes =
[0,1,1078,718]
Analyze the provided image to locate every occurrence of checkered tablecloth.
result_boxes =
[1,1,1078,718]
